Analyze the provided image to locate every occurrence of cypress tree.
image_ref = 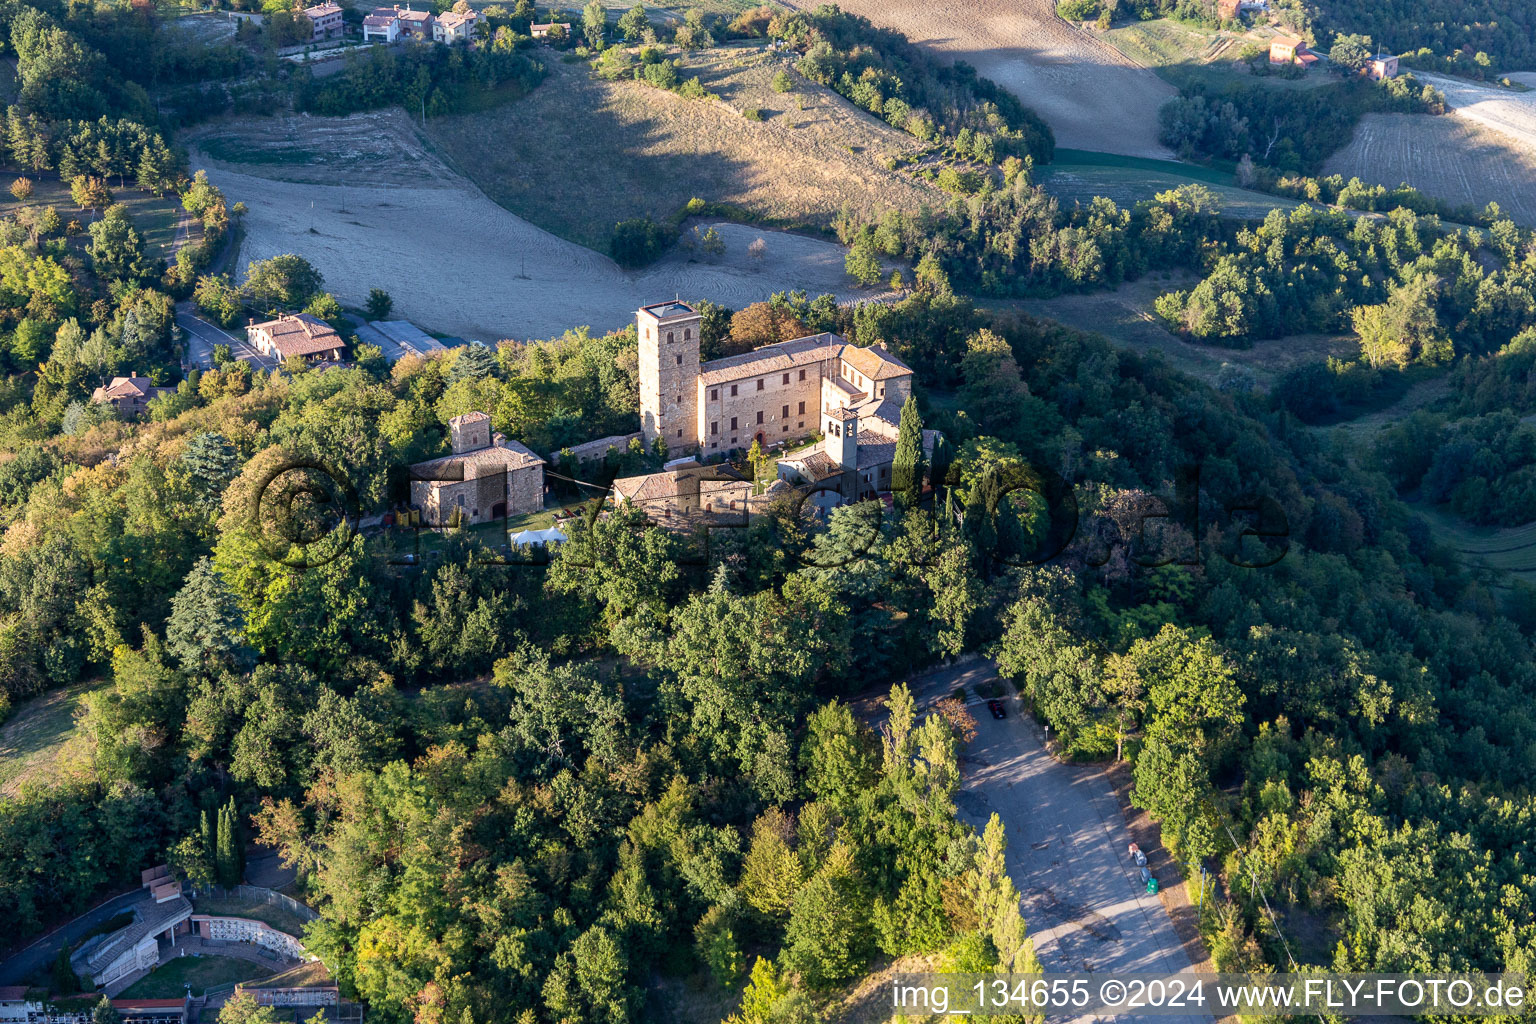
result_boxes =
[892,395,926,509]
[929,432,954,498]
[215,801,239,887]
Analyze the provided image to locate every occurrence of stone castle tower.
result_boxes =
[637,301,701,454]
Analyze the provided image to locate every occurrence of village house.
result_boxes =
[362,6,399,41]
[609,459,751,528]
[433,8,478,42]
[409,412,547,525]
[302,1,343,41]
[90,373,170,418]
[1367,52,1400,79]
[529,22,567,39]
[1270,35,1319,68]
[246,314,347,364]
[394,5,435,38]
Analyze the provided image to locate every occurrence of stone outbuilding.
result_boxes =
[409,412,546,526]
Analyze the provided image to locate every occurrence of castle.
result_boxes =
[627,300,934,511]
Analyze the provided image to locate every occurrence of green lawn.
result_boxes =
[0,678,107,797]
[1038,161,1299,220]
[1104,18,1338,92]
[119,955,267,998]
[0,173,192,261]
[191,896,311,939]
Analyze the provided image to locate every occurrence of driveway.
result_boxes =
[0,888,151,987]
[177,303,276,373]
[859,659,1210,1024]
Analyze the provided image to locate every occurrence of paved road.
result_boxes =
[860,659,1210,1024]
[177,303,276,373]
[0,888,150,986]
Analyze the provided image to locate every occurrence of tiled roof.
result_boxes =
[410,439,545,478]
[304,2,341,15]
[96,376,163,400]
[699,334,913,387]
[784,450,842,482]
[841,343,911,381]
[611,462,747,505]
[398,8,432,22]
[438,9,476,26]
[856,434,897,470]
[700,334,842,386]
[449,411,490,427]
[0,987,28,1002]
[251,314,344,358]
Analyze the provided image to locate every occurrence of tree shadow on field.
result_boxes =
[425,66,758,252]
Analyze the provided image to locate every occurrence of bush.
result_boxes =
[742,106,764,121]
[1056,0,1099,20]
[771,70,794,93]
[611,217,670,268]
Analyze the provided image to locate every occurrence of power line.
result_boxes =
[1221,819,1299,970]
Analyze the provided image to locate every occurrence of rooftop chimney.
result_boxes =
[130,371,137,378]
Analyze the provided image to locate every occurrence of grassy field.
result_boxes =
[424,43,941,251]
[1103,18,1337,92]
[191,896,312,938]
[1001,275,1357,387]
[0,678,105,797]
[1414,503,1536,579]
[1037,160,1301,220]
[0,173,190,261]
[120,955,267,998]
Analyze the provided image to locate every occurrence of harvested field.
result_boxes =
[1322,113,1536,227]
[1415,502,1536,580]
[424,48,941,251]
[1002,276,1356,387]
[191,110,899,342]
[1419,72,1536,152]
[831,0,1175,157]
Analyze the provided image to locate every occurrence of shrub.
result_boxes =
[771,70,793,93]
[742,106,764,121]
[611,217,670,267]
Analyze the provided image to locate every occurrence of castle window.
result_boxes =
[730,417,738,430]
[710,388,718,401]
[677,429,683,437]
[782,405,789,418]
[798,401,805,415]
[783,425,789,433]
[675,355,682,365]
[756,379,764,391]
[782,373,789,385]
[731,384,738,397]
[667,332,674,343]
[685,328,691,339]
[711,422,719,435]
[799,369,806,381]
[757,410,764,424]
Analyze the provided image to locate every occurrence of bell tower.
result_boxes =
[637,301,701,454]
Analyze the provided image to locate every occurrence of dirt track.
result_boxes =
[831,0,1175,157]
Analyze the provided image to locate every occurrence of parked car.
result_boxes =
[987,699,1006,719]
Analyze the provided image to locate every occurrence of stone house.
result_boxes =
[409,412,546,526]
[90,373,170,418]
[609,459,751,528]
[1367,53,1400,79]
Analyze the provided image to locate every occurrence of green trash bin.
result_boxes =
[1146,877,1160,895]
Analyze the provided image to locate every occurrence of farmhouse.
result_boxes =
[362,7,398,41]
[1269,35,1319,67]
[409,412,547,525]
[90,373,170,418]
[609,459,751,528]
[302,2,343,41]
[433,8,478,42]
[529,22,567,39]
[1367,53,1400,79]
[247,314,347,363]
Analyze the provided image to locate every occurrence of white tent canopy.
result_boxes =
[509,527,568,547]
